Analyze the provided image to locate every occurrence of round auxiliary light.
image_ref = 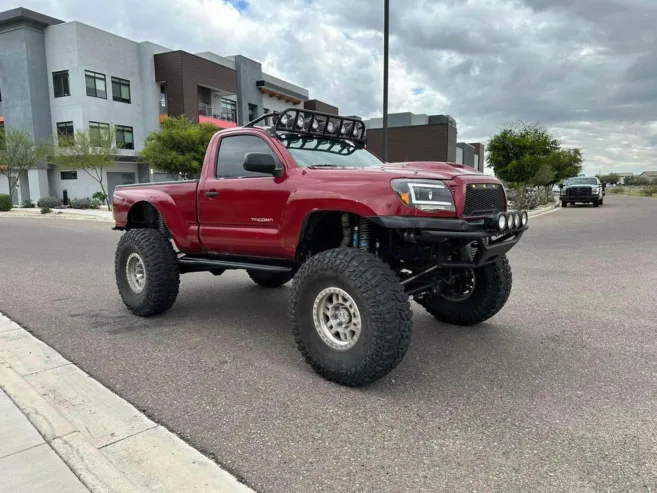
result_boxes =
[521,210,529,227]
[514,211,521,228]
[326,121,335,133]
[507,212,515,229]
[496,212,507,231]
[279,114,289,126]
[311,119,319,131]
[340,124,349,135]
[296,115,305,129]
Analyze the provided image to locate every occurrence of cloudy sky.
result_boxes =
[13,0,657,175]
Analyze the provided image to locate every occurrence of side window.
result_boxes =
[216,135,278,179]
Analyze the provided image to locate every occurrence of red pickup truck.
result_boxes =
[112,108,528,386]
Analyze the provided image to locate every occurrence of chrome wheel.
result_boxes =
[313,287,362,351]
[126,253,146,293]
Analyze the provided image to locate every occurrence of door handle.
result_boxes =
[205,190,219,198]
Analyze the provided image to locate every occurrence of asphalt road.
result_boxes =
[1,195,656,493]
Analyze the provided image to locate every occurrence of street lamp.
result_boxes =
[383,0,389,162]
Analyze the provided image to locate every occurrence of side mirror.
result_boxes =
[558,183,564,190]
[243,152,281,177]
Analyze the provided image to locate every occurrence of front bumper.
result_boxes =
[561,194,599,202]
[367,215,527,268]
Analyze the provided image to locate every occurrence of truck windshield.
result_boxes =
[280,136,384,168]
[567,178,598,185]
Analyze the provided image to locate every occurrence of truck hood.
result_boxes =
[302,161,488,182]
[383,161,483,180]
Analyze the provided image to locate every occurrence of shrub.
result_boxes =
[22,198,35,208]
[0,194,13,211]
[90,199,101,209]
[92,191,107,203]
[40,207,51,214]
[70,197,93,209]
[37,196,62,208]
[638,187,654,197]
[609,187,624,194]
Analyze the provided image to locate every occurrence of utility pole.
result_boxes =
[383,0,390,162]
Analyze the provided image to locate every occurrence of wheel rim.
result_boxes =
[313,287,362,351]
[441,269,476,302]
[126,253,146,293]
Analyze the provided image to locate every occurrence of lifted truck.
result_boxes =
[112,108,529,387]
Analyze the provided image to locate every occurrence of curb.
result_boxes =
[527,201,560,218]
[0,312,255,493]
[0,210,114,223]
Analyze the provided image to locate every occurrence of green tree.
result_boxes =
[547,148,583,185]
[603,173,620,185]
[139,116,218,180]
[627,176,649,186]
[486,121,561,187]
[50,125,120,209]
[0,128,52,201]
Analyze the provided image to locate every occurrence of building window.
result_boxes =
[221,98,237,122]
[111,77,131,103]
[160,84,167,108]
[53,71,70,98]
[60,171,78,180]
[89,121,110,146]
[85,70,107,99]
[116,125,134,150]
[248,104,257,122]
[216,135,278,178]
[56,121,74,147]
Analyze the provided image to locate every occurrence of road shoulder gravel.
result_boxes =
[0,312,255,493]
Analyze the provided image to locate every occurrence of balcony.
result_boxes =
[197,101,237,129]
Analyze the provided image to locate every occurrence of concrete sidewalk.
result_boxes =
[0,208,114,222]
[0,312,255,493]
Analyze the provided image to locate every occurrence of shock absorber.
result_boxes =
[358,218,370,250]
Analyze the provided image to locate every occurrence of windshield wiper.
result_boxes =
[306,164,345,168]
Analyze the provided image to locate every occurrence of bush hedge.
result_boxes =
[0,194,13,211]
[70,197,93,209]
[37,196,62,208]
[22,199,35,208]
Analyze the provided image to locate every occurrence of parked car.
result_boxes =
[110,108,529,387]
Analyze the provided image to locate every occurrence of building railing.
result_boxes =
[198,102,237,122]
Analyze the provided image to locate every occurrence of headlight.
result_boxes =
[391,179,455,212]
[591,187,599,193]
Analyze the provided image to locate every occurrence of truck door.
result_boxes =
[197,133,291,258]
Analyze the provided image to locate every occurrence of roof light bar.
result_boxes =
[244,107,366,145]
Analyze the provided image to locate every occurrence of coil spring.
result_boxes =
[359,218,370,250]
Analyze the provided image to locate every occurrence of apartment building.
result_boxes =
[364,112,485,173]
[0,7,337,203]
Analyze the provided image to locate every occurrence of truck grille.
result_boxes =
[567,186,592,197]
[463,184,506,216]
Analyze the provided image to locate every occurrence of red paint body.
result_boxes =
[112,127,506,260]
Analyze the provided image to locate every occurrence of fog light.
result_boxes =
[496,212,507,231]
[521,210,529,227]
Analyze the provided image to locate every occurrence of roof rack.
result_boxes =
[244,107,366,146]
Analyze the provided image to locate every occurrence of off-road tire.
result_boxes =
[561,201,568,208]
[248,270,294,288]
[289,248,412,387]
[418,255,512,326]
[115,229,180,317]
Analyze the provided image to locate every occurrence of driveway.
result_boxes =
[0,195,655,492]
